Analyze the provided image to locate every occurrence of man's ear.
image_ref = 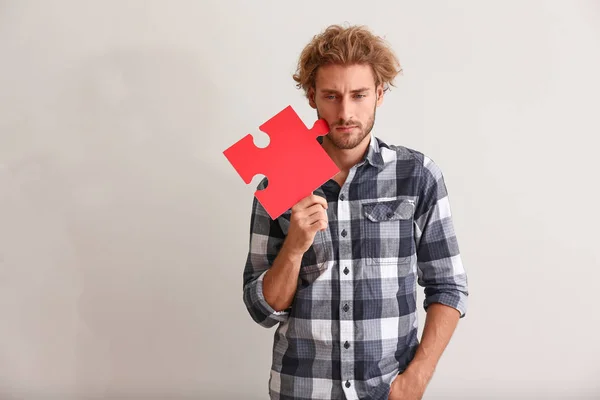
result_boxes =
[308,87,317,109]
[376,84,384,106]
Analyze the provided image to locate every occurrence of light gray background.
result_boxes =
[1,1,599,399]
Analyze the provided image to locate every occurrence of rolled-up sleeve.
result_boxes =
[414,155,469,318]
[242,182,290,328]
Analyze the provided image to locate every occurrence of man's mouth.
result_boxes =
[335,126,357,132]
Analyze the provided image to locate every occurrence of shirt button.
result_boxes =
[343,304,349,312]
[345,381,351,388]
[343,267,349,275]
[344,341,350,349]
[341,229,347,237]
[386,212,394,218]
[340,193,345,201]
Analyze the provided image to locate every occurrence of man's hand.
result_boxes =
[388,369,429,400]
[282,194,328,256]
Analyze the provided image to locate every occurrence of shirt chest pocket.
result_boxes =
[361,199,415,266]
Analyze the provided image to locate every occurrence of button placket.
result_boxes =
[338,170,357,398]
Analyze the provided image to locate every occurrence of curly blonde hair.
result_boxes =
[293,24,402,99]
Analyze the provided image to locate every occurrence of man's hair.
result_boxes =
[293,24,402,99]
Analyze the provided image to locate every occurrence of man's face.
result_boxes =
[309,63,384,150]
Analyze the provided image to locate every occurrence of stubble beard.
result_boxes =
[317,106,376,150]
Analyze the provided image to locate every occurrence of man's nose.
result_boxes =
[337,98,353,123]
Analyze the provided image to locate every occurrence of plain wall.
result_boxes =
[1,0,599,399]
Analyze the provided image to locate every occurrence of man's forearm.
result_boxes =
[262,244,303,311]
[406,303,461,382]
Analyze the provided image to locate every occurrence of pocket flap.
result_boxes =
[363,199,415,222]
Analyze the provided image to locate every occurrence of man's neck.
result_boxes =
[321,135,371,172]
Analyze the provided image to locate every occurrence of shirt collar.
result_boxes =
[362,134,385,169]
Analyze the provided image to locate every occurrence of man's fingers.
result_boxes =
[311,219,328,232]
[306,203,327,218]
[307,209,328,228]
[292,194,328,212]
[291,203,327,223]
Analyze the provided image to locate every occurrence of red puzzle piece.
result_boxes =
[223,105,340,220]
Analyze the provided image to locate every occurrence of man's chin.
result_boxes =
[327,132,369,150]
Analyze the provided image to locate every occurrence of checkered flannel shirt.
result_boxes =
[242,135,468,400]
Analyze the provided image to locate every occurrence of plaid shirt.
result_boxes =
[242,135,468,400]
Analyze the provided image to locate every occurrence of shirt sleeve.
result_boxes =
[414,155,469,318]
[242,182,290,328]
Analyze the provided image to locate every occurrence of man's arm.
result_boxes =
[389,304,461,399]
[242,192,291,328]
[262,245,303,311]
[242,186,329,327]
[403,303,460,383]
[414,156,468,317]
[390,155,468,399]
[263,193,328,310]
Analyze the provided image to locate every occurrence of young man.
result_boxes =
[242,24,468,400]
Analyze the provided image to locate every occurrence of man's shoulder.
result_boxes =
[375,136,426,165]
[375,137,446,180]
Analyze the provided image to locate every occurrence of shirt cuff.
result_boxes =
[243,270,290,328]
[424,290,468,318]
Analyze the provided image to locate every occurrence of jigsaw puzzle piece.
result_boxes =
[222,133,269,185]
[223,105,339,220]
